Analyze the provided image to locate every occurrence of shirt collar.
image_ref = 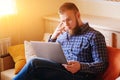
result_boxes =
[79,22,90,34]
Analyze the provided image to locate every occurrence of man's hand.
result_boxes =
[51,22,65,40]
[62,61,81,74]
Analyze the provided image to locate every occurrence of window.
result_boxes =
[0,0,17,16]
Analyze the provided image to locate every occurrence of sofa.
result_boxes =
[0,46,120,80]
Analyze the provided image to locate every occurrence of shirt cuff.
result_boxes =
[48,35,56,42]
[80,62,89,71]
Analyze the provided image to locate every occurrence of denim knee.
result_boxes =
[27,58,48,69]
[27,58,39,68]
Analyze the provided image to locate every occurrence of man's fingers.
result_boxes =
[58,26,65,31]
[62,64,68,69]
[67,61,74,65]
[57,22,63,28]
[62,64,72,72]
[57,26,65,34]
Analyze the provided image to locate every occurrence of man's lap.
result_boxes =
[14,58,97,80]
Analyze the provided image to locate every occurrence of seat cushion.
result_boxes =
[1,69,16,80]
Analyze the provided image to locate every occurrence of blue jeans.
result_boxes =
[13,58,97,80]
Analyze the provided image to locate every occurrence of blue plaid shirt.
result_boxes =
[49,23,108,74]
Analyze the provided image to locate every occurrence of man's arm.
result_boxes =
[48,22,65,42]
[80,32,108,73]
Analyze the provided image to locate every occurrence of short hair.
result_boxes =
[58,2,79,14]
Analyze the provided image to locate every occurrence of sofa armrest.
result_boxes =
[0,55,14,72]
[116,76,120,80]
[103,47,120,80]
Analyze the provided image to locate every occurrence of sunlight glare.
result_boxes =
[0,0,17,16]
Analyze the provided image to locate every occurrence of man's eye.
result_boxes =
[62,20,65,22]
[67,19,71,22]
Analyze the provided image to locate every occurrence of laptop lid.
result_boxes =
[30,41,67,64]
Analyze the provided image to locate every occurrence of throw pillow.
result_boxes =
[24,41,37,62]
[8,44,26,74]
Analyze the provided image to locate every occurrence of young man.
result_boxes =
[13,2,108,80]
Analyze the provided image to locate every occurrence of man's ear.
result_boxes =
[76,12,80,19]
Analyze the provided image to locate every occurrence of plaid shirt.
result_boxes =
[49,23,108,74]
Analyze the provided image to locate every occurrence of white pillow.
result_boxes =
[43,33,52,42]
[24,41,37,62]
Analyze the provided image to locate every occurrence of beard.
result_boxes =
[69,18,81,36]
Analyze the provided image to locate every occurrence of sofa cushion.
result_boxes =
[8,44,26,74]
[1,69,15,80]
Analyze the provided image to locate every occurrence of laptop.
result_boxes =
[30,41,67,64]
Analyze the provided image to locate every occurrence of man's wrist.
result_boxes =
[48,38,56,42]
[48,35,56,42]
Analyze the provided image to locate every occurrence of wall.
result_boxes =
[1,0,120,45]
[69,0,120,19]
[68,0,120,48]
[0,0,68,45]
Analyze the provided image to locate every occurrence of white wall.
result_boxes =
[69,0,120,19]
[1,0,120,45]
[68,0,120,48]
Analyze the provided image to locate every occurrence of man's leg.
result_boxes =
[73,72,97,80]
[13,58,73,80]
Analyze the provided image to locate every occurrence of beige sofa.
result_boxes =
[0,33,52,80]
[0,55,15,80]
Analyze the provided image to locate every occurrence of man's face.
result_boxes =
[59,10,79,32]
